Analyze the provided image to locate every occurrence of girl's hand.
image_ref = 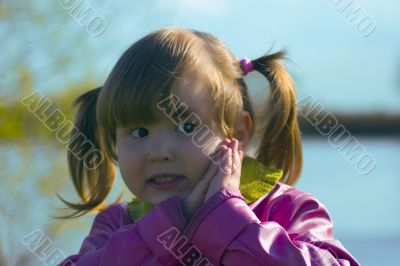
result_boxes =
[181,146,225,220]
[204,138,243,203]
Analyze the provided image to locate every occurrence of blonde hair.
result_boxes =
[58,27,303,218]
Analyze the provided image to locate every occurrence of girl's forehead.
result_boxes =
[173,75,213,120]
[149,76,214,126]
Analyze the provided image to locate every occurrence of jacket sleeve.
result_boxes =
[183,187,360,266]
[59,196,187,266]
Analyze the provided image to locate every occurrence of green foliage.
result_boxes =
[0,79,97,142]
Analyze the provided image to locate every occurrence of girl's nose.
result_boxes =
[149,152,172,162]
[148,142,173,162]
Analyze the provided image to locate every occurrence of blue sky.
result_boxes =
[2,0,400,112]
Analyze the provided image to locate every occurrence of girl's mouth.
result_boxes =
[147,176,185,190]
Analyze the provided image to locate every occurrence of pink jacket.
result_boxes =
[60,183,359,265]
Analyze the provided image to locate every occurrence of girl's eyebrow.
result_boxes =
[167,105,206,124]
[125,104,205,129]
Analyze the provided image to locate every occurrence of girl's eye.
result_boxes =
[129,128,148,138]
[129,123,197,138]
[177,123,197,135]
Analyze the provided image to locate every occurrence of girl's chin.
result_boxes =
[146,191,187,205]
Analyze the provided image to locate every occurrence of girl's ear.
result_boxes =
[234,111,253,153]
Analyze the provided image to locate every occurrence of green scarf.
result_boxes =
[127,156,283,221]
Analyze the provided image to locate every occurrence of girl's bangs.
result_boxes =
[99,28,237,136]
[104,48,189,130]
[110,70,179,129]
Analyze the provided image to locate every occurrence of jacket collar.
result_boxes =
[127,156,283,221]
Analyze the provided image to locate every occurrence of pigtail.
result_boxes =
[56,87,118,218]
[251,51,303,185]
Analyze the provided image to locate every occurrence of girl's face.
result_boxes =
[116,74,225,205]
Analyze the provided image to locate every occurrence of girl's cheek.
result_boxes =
[191,135,223,156]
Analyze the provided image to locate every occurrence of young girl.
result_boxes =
[58,28,359,265]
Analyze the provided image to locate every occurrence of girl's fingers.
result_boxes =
[222,138,232,147]
[189,148,222,197]
[183,140,233,218]
[183,149,222,218]
[228,139,237,185]
[216,147,232,176]
[203,149,230,203]
[225,139,242,187]
[204,140,243,202]
[232,139,241,174]
[215,138,240,176]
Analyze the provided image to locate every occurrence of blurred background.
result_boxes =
[1,0,399,265]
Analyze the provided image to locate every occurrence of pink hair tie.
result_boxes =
[240,57,253,76]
